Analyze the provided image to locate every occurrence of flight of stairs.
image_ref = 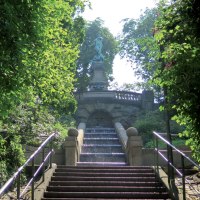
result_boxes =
[42,127,171,199]
[42,165,171,199]
[78,127,127,166]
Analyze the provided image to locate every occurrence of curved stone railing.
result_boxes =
[75,90,142,103]
[115,91,141,101]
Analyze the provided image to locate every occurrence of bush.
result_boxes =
[145,137,186,148]
[0,103,76,186]
[0,133,25,186]
[134,109,184,146]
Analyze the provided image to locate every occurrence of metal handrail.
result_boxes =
[153,131,200,200]
[0,132,58,199]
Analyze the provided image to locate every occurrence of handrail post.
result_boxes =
[42,147,45,182]
[31,158,35,200]
[17,173,20,200]
[167,143,170,185]
[181,155,186,200]
[155,136,159,174]
[49,139,53,168]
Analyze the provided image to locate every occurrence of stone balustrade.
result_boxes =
[75,90,142,104]
[115,91,142,101]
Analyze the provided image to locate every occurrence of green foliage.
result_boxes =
[76,18,119,91]
[145,137,186,148]
[0,160,8,186]
[119,8,164,102]
[0,132,25,186]
[0,0,87,185]
[134,110,166,145]
[0,0,86,115]
[120,8,160,75]
[134,109,183,146]
[154,0,200,161]
[119,0,200,160]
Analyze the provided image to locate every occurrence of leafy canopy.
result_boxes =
[119,8,163,102]
[154,0,200,161]
[0,0,87,185]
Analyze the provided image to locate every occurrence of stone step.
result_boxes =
[76,162,128,166]
[51,176,159,182]
[49,180,162,187]
[81,144,123,153]
[84,133,118,138]
[46,186,167,193]
[53,172,156,177]
[42,198,171,200]
[86,128,115,133]
[83,138,120,145]
[80,153,126,162]
[55,167,154,173]
[43,191,170,199]
[57,165,152,169]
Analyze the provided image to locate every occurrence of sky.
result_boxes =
[82,0,158,86]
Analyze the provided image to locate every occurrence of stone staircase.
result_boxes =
[78,127,127,166]
[42,127,171,199]
[42,165,171,199]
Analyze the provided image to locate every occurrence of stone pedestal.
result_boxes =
[64,128,79,166]
[89,61,108,91]
[126,127,143,166]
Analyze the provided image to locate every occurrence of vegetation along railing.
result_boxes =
[0,132,57,200]
[153,131,200,200]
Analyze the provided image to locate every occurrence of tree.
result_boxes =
[154,0,200,161]
[119,8,163,102]
[76,18,119,91]
[0,0,86,184]
[120,8,160,80]
[0,0,86,115]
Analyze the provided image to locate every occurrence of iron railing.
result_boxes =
[0,132,57,200]
[153,131,200,200]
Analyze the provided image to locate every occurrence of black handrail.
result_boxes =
[153,131,200,200]
[0,132,58,199]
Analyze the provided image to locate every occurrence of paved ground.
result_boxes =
[176,171,200,199]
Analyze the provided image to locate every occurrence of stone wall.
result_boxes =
[75,90,154,128]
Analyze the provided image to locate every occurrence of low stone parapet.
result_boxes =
[75,90,142,105]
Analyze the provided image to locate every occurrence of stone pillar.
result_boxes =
[126,127,143,166]
[64,128,79,166]
[141,90,154,111]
